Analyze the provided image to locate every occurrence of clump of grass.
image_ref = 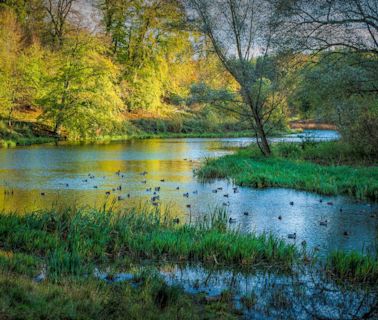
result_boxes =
[198,143,378,200]
[0,207,298,279]
[326,251,378,283]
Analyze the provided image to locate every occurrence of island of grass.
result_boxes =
[198,141,378,201]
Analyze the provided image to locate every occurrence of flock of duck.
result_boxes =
[5,158,375,246]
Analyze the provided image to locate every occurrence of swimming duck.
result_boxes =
[287,233,296,239]
[319,219,328,226]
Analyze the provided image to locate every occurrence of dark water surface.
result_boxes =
[0,130,377,255]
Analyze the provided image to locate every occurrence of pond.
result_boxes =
[0,130,377,255]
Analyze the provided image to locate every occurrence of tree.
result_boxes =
[38,33,123,139]
[184,0,285,155]
[98,0,194,112]
[0,8,23,125]
[274,0,378,56]
[44,0,76,47]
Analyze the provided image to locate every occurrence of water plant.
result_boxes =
[0,207,298,279]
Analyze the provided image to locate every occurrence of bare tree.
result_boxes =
[45,0,76,47]
[185,0,283,156]
[275,0,378,55]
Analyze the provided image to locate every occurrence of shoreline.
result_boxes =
[0,129,302,148]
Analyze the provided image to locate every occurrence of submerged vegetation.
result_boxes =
[0,271,240,320]
[198,141,378,200]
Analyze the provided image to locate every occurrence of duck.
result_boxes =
[343,231,349,236]
[229,217,237,223]
[117,185,122,191]
[223,194,229,198]
[186,204,191,208]
[151,196,160,202]
[40,192,45,196]
[217,187,223,191]
[212,189,218,193]
[176,186,180,190]
[233,187,238,193]
[183,192,189,198]
[93,186,98,189]
[222,202,230,206]
[155,187,161,192]
[319,219,328,226]
[243,212,249,216]
[160,179,165,182]
[289,201,294,206]
[287,233,296,239]
[105,191,111,196]
[33,265,47,283]
[192,190,198,194]
[327,202,333,206]
[146,188,152,192]
[172,218,180,224]
[278,215,282,220]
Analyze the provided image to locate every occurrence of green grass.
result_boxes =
[0,271,239,320]
[198,142,378,200]
[326,251,378,284]
[0,207,297,279]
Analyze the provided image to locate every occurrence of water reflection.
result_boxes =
[93,262,377,320]
[0,130,377,254]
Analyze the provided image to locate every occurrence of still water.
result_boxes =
[0,130,377,254]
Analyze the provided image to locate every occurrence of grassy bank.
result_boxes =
[0,271,239,320]
[198,141,378,200]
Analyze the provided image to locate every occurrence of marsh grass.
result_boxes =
[326,251,378,284]
[198,142,378,200]
[0,207,297,279]
[0,270,240,320]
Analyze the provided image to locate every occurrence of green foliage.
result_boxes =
[38,34,123,139]
[100,0,194,111]
[290,53,378,154]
